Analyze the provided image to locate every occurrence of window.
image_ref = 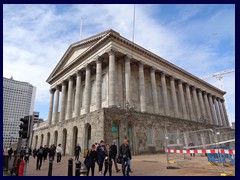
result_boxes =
[147,126,153,145]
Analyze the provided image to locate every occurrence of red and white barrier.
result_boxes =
[166,149,235,155]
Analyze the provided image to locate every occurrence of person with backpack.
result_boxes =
[85,144,98,176]
[36,146,44,170]
[48,145,56,161]
[56,144,62,163]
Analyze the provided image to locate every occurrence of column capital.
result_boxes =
[84,63,91,70]
[107,47,118,55]
[185,83,190,87]
[138,61,145,66]
[94,56,104,64]
[61,79,67,86]
[169,75,176,81]
[49,88,55,94]
[68,75,74,81]
[178,79,183,84]
[74,69,82,76]
[202,91,207,95]
[124,54,132,61]
[150,67,156,73]
[54,85,61,91]
[216,97,221,101]
[160,71,166,77]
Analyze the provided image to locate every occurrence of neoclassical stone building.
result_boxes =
[32,29,230,155]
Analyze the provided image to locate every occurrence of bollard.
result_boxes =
[75,161,80,176]
[48,157,53,176]
[68,158,73,176]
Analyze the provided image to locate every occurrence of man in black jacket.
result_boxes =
[119,139,131,176]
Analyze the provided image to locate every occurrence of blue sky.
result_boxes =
[3,4,235,124]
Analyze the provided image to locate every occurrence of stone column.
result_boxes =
[84,64,91,114]
[95,57,103,110]
[170,76,178,118]
[66,76,74,119]
[208,94,218,125]
[48,89,55,125]
[197,89,206,118]
[217,98,224,126]
[221,99,230,126]
[53,86,60,124]
[213,96,221,126]
[192,86,201,120]
[178,80,188,119]
[203,92,212,124]
[161,72,169,116]
[150,67,159,114]
[60,81,67,123]
[138,62,146,112]
[74,70,82,117]
[108,48,116,107]
[218,100,226,126]
[125,55,131,104]
[185,84,195,121]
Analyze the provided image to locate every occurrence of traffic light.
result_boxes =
[19,116,30,139]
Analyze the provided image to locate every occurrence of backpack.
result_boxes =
[38,148,43,155]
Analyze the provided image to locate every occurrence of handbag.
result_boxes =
[117,155,122,164]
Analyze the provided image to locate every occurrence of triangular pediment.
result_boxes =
[47,29,118,83]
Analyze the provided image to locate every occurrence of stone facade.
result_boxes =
[31,29,231,155]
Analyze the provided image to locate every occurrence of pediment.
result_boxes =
[47,30,116,82]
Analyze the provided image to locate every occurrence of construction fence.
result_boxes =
[165,127,235,176]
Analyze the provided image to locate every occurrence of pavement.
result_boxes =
[5,153,235,176]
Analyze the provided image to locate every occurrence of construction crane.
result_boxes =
[201,69,235,90]
[201,69,235,125]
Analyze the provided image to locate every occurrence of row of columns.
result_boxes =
[48,47,229,127]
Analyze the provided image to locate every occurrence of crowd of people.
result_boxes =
[3,138,133,176]
[84,138,132,176]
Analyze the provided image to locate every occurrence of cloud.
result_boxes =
[3,4,235,122]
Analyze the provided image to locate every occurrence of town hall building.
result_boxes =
[31,29,230,155]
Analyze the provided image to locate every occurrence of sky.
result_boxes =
[3,4,235,124]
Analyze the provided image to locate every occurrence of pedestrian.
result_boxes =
[188,142,195,157]
[29,148,32,157]
[110,140,120,173]
[33,148,37,159]
[8,147,13,160]
[119,139,132,176]
[48,145,55,161]
[24,148,29,162]
[36,146,44,170]
[97,140,105,175]
[20,147,26,160]
[75,144,81,161]
[85,144,98,176]
[56,144,62,163]
[43,145,48,161]
[126,140,133,173]
[103,144,114,176]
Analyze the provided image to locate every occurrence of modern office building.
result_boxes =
[3,77,36,147]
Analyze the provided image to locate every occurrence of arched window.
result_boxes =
[147,126,153,145]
